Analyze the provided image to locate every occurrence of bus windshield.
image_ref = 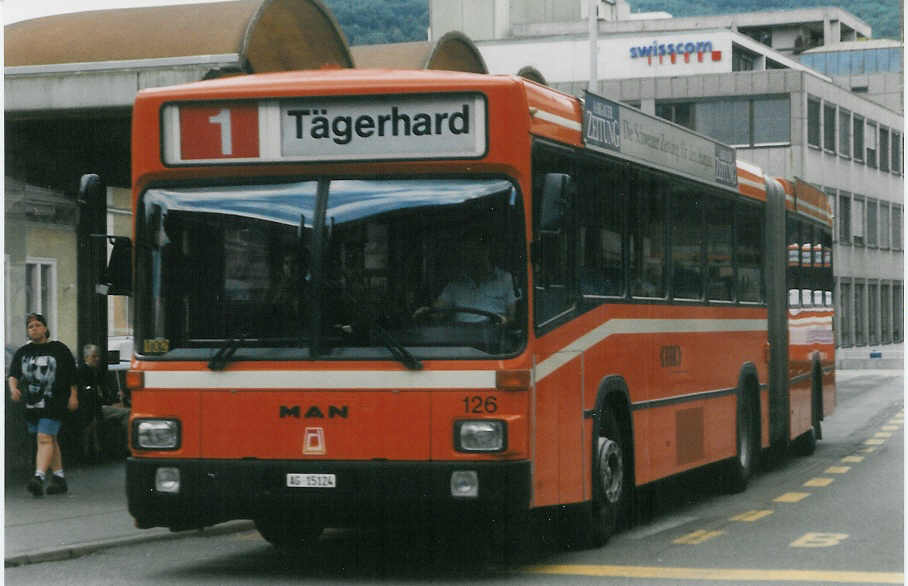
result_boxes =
[137,178,527,362]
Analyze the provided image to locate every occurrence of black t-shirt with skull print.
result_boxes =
[9,341,77,422]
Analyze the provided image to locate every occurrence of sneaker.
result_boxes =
[26,475,44,497]
[46,475,68,495]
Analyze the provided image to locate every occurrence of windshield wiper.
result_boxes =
[371,322,423,371]
[208,330,248,371]
[338,289,422,371]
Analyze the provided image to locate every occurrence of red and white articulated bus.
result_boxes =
[92,69,834,549]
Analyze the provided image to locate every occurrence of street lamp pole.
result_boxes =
[588,0,598,92]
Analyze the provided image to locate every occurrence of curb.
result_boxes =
[4,520,255,568]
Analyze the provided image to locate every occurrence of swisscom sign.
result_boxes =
[162,93,488,165]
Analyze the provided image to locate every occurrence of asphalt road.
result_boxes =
[6,370,903,585]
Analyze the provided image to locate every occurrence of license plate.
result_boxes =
[286,473,336,488]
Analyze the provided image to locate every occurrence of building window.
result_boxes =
[854,281,865,346]
[893,282,904,343]
[880,204,891,249]
[893,206,902,250]
[25,258,57,335]
[752,97,790,145]
[655,102,694,129]
[674,96,790,147]
[695,100,750,146]
[866,122,877,168]
[807,98,821,148]
[892,131,901,174]
[840,280,852,346]
[825,188,837,241]
[880,128,890,172]
[732,46,757,71]
[853,115,864,162]
[881,282,891,344]
[866,199,878,248]
[852,196,864,246]
[838,192,851,244]
[823,103,836,152]
[743,28,772,46]
[838,109,851,157]
[868,282,879,345]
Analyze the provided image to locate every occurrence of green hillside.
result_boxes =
[632,0,903,42]
[322,0,901,46]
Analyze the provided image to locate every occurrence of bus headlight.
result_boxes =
[455,420,506,452]
[134,419,181,450]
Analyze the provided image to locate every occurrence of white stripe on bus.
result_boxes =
[144,369,497,389]
[531,108,583,131]
[143,318,767,389]
[535,318,767,382]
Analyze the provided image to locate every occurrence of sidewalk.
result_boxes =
[836,342,904,370]
[4,459,251,567]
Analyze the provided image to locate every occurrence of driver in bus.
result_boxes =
[415,225,518,325]
[268,248,310,324]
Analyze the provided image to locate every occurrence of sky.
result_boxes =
[2,0,228,25]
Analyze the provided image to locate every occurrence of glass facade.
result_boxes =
[656,97,789,146]
[800,48,903,75]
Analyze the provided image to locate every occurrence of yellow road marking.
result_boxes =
[521,564,904,583]
[791,532,850,548]
[673,529,725,544]
[863,439,885,446]
[882,425,899,431]
[825,466,850,474]
[874,431,893,438]
[803,477,834,487]
[730,510,773,522]
[841,455,864,463]
[774,492,810,503]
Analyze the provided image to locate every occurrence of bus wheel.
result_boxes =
[794,422,818,456]
[590,410,626,547]
[724,389,757,493]
[254,517,323,549]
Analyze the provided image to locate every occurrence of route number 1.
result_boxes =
[178,103,259,161]
[208,109,233,155]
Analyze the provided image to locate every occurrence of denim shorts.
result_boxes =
[27,418,62,436]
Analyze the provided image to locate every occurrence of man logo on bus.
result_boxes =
[280,405,350,419]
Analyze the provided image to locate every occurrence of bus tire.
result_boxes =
[795,366,823,457]
[588,409,628,547]
[254,517,323,549]
[793,423,818,456]
[724,386,758,494]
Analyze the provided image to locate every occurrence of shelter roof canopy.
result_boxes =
[4,0,352,72]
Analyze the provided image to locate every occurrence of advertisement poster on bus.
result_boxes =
[582,90,737,188]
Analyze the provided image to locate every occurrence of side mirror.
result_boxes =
[98,236,133,296]
[539,173,572,232]
[80,174,133,296]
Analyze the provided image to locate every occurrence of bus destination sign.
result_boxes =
[582,90,736,188]
[163,93,487,165]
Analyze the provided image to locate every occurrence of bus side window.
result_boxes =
[577,159,625,300]
[786,216,800,307]
[629,171,666,299]
[532,154,576,327]
[670,182,703,300]
[706,196,734,301]
[735,202,764,302]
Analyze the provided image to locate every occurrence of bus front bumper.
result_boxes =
[126,458,531,531]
